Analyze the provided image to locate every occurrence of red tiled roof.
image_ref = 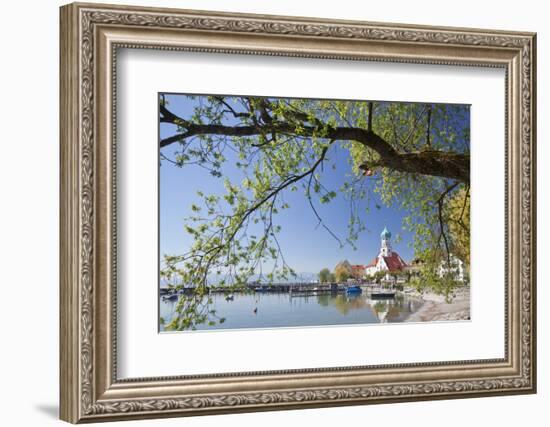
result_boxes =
[366,257,378,268]
[351,264,366,271]
[382,252,407,271]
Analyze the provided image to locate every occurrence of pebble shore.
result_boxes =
[404,288,471,322]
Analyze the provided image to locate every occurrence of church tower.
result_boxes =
[380,226,392,257]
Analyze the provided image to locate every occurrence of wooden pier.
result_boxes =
[162,282,353,296]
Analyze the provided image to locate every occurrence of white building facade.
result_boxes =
[438,254,467,282]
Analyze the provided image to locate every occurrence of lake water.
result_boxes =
[160,291,425,331]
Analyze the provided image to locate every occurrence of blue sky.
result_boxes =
[159,95,418,274]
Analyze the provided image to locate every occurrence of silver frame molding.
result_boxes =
[60,2,537,423]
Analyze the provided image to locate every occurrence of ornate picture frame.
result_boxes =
[60,2,536,423]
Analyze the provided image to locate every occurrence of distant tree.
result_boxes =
[319,268,331,283]
[403,269,412,283]
[410,269,462,303]
[373,271,386,285]
[335,268,351,283]
[334,260,352,283]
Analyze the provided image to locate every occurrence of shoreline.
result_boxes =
[404,288,470,322]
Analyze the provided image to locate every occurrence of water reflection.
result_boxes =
[160,291,424,331]
[370,293,424,322]
[317,292,423,323]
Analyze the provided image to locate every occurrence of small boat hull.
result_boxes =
[371,292,395,299]
[346,286,362,295]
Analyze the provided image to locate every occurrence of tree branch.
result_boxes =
[436,182,460,264]
[160,103,469,183]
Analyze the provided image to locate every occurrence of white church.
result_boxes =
[364,227,408,277]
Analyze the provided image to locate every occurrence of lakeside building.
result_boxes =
[438,254,467,282]
[332,227,468,285]
[334,260,366,282]
[364,227,408,279]
[407,255,467,283]
[351,264,367,279]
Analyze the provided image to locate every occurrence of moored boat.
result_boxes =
[346,285,362,295]
[370,291,395,299]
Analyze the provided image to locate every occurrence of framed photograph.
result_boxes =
[60,2,537,423]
